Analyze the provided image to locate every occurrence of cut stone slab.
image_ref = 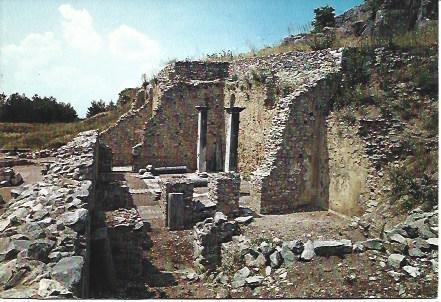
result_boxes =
[232,267,250,288]
[234,216,253,225]
[362,239,384,251]
[300,240,315,261]
[313,239,352,256]
[245,275,264,287]
[167,193,184,230]
[388,253,406,269]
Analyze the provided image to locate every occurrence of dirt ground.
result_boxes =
[115,172,436,299]
[241,211,365,242]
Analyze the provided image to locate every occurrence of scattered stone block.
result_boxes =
[313,240,352,256]
[387,253,406,269]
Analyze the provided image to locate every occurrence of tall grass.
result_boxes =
[204,22,437,62]
[0,106,129,150]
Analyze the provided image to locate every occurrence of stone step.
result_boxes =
[129,189,150,194]
[138,205,164,221]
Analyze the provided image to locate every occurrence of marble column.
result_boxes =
[224,106,245,172]
[195,105,208,172]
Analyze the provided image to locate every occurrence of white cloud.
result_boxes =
[108,25,161,67]
[58,4,102,54]
[1,32,61,70]
[1,4,162,117]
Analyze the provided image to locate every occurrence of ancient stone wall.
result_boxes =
[100,89,153,167]
[249,75,340,214]
[227,50,344,178]
[325,47,428,226]
[244,50,343,214]
[0,131,101,298]
[134,63,229,171]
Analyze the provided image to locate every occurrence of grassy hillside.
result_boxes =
[0,105,130,150]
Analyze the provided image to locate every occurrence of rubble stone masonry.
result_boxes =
[208,172,241,216]
[100,89,153,166]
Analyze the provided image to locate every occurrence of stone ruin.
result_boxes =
[0,46,437,298]
[100,49,344,216]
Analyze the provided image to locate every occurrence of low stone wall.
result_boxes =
[0,131,100,298]
[160,177,194,228]
[208,172,240,217]
[156,61,229,84]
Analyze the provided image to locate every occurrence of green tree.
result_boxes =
[86,99,108,118]
[0,93,77,123]
[311,5,336,33]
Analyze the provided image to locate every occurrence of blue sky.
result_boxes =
[0,0,362,117]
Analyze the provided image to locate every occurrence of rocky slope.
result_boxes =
[0,131,98,298]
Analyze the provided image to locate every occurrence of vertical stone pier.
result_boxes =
[160,177,194,228]
[168,193,185,230]
[224,106,245,172]
[208,172,241,217]
[195,105,208,172]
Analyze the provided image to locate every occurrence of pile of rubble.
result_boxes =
[193,212,239,272]
[105,208,144,230]
[380,206,438,276]
[0,168,23,187]
[0,130,98,298]
[203,205,438,293]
